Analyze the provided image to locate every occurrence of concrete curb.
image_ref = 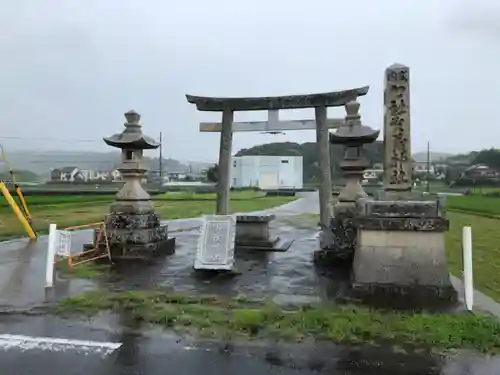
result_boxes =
[450,274,500,318]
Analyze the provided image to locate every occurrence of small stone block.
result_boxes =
[236,214,276,223]
[236,237,294,252]
[235,219,271,243]
[236,236,279,248]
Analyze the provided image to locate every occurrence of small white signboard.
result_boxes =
[194,215,236,271]
[56,230,72,257]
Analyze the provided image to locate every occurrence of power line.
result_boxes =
[0,135,161,143]
[0,136,102,143]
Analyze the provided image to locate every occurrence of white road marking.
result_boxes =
[0,334,122,355]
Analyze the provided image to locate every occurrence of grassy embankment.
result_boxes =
[0,191,296,240]
[56,289,500,353]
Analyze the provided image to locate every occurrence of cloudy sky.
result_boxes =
[1,0,499,162]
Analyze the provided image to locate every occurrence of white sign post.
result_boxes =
[45,226,72,288]
[45,224,57,288]
[462,226,474,311]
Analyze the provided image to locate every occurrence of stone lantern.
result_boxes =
[315,100,379,265]
[330,100,380,217]
[99,110,175,260]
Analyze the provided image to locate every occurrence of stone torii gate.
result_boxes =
[185,87,369,231]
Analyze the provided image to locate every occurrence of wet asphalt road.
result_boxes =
[0,346,319,375]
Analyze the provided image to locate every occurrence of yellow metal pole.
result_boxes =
[0,145,33,222]
[0,183,36,240]
[15,187,31,219]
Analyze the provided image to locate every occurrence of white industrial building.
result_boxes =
[231,155,303,190]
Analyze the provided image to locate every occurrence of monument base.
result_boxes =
[352,199,457,308]
[315,217,357,266]
[235,214,293,252]
[351,282,458,310]
[105,236,176,261]
[95,211,176,261]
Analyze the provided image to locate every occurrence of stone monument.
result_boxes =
[97,110,175,260]
[351,64,457,307]
[314,100,379,265]
[383,63,412,196]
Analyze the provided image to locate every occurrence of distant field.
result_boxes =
[446,195,500,217]
[443,195,500,301]
[0,191,296,240]
[0,191,256,208]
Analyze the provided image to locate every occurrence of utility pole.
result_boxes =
[159,132,163,179]
[426,141,430,193]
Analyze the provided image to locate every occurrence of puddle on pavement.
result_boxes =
[98,219,342,305]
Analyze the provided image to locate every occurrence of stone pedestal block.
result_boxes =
[95,212,175,261]
[352,199,457,308]
[235,214,293,252]
[315,217,357,266]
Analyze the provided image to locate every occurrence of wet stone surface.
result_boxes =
[83,194,342,304]
[103,218,333,304]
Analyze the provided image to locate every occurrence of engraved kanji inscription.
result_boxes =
[384,64,412,189]
[195,215,236,270]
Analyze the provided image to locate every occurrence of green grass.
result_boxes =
[54,289,500,353]
[55,258,111,279]
[0,190,260,208]
[447,195,500,217]
[446,210,500,301]
[0,191,296,240]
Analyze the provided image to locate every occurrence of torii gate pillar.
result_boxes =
[217,109,234,214]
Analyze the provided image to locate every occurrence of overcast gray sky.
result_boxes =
[1,0,499,162]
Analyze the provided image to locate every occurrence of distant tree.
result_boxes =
[0,169,39,183]
[206,164,219,183]
[471,148,500,169]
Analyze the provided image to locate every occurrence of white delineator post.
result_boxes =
[462,226,473,311]
[45,224,57,288]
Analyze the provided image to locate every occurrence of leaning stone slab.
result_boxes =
[194,215,236,271]
[352,199,457,309]
[235,214,293,252]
